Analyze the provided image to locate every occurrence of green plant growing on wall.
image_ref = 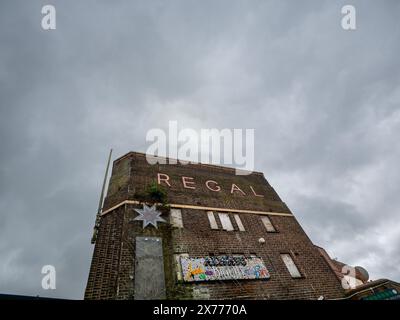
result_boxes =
[145,182,171,215]
[146,182,168,204]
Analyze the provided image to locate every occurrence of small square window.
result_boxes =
[261,216,276,232]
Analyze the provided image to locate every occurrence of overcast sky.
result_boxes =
[1,0,399,299]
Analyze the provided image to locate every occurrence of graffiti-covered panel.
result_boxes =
[180,255,270,282]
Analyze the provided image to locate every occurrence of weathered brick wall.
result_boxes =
[84,152,345,300]
[84,207,124,299]
[169,209,344,299]
[104,152,292,214]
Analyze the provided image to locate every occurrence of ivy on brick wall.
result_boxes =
[146,182,167,203]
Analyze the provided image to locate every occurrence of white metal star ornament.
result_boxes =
[133,204,167,229]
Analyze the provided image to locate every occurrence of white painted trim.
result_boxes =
[100,200,293,217]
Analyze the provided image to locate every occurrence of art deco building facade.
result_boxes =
[84,151,346,299]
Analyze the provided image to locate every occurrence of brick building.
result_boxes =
[84,151,346,300]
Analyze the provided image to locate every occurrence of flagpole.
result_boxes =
[91,148,113,244]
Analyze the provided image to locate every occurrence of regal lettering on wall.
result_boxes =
[157,173,265,197]
[180,255,270,282]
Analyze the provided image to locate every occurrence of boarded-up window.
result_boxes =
[174,253,189,281]
[261,216,276,232]
[218,213,234,231]
[134,237,166,299]
[281,253,302,278]
[170,209,183,228]
[234,214,245,231]
[343,275,363,288]
[207,211,218,230]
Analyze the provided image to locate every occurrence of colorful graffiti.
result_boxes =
[180,256,270,282]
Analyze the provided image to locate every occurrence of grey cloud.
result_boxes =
[1,0,400,298]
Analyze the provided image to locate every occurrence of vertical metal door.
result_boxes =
[134,236,166,299]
